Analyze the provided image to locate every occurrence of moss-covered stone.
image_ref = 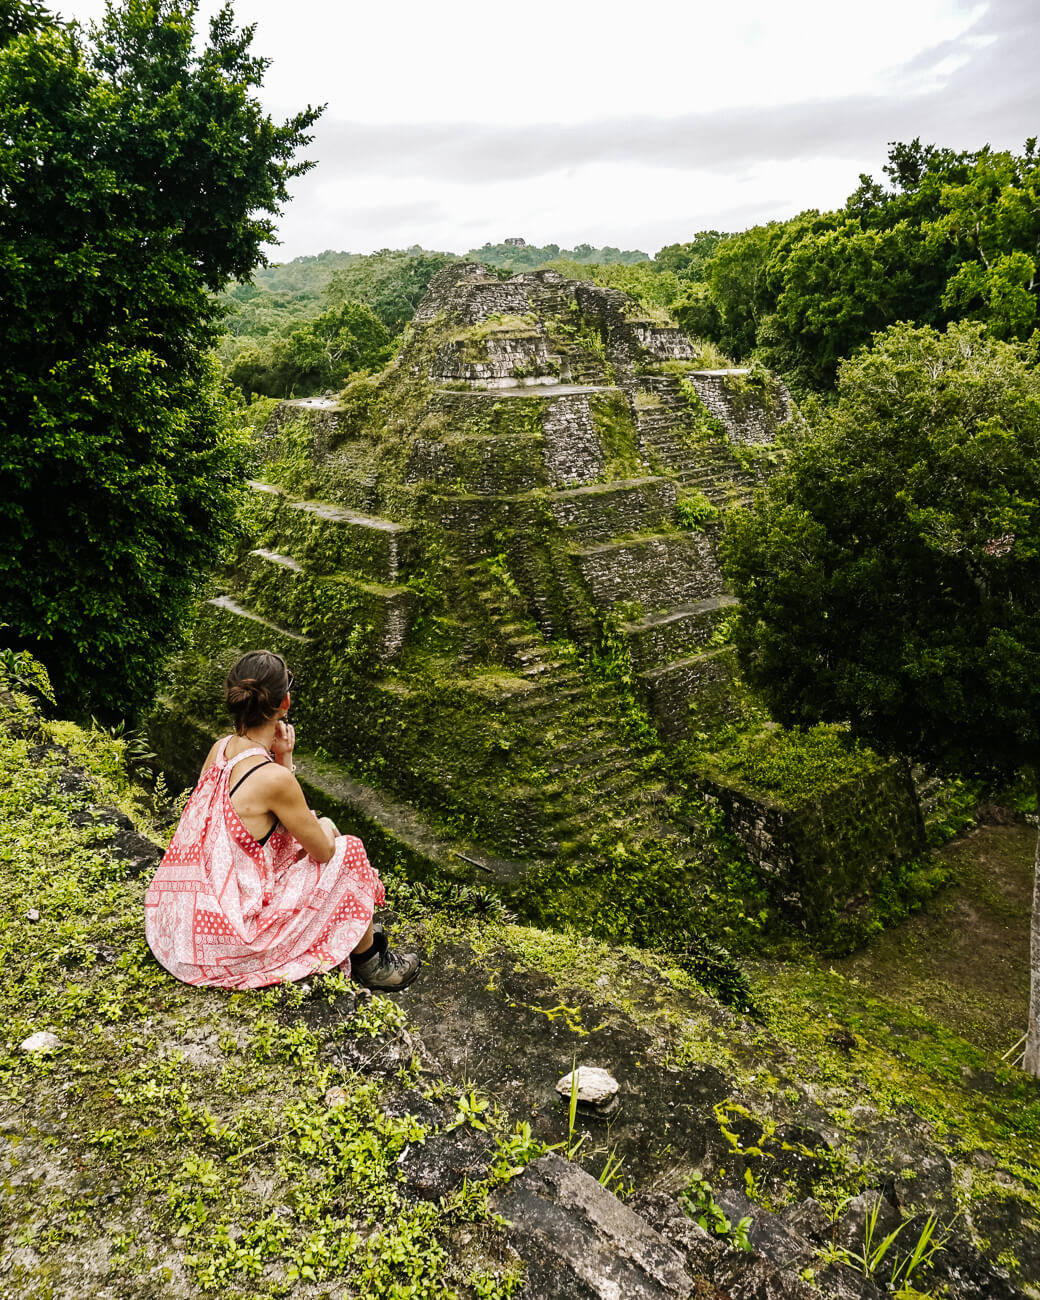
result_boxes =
[153,264,925,953]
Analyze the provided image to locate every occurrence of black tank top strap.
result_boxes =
[228,759,272,797]
[256,822,277,847]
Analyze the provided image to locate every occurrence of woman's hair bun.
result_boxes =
[225,651,289,731]
[226,677,270,708]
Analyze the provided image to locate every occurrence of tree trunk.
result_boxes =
[1022,769,1040,1075]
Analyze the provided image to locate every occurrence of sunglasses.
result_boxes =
[285,670,294,695]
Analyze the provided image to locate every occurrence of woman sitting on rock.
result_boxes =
[145,649,419,991]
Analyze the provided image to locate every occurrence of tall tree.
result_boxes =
[722,321,1040,1072]
[228,300,391,397]
[324,249,457,333]
[0,0,320,720]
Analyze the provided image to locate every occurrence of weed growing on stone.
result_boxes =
[679,1170,752,1249]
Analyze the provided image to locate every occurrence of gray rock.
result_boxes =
[778,1197,830,1244]
[20,1032,62,1054]
[68,805,135,832]
[106,828,162,876]
[67,805,161,876]
[891,1148,956,1219]
[399,1127,495,1202]
[56,768,94,796]
[492,1153,695,1299]
[26,908,40,923]
[556,1066,619,1106]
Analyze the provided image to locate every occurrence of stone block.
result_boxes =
[434,333,558,387]
[629,325,696,362]
[575,531,723,610]
[543,391,608,486]
[684,371,794,446]
[639,647,739,737]
[492,1154,695,1300]
[404,434,546,494]
[624,596,738,671]
[205,593,312,651]
[425,388,549,438]
[241,551,417,663]
[549,478,677,543]
[696,762,926,930]
[251,487,412,582]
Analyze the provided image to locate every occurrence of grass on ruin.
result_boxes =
[0,700,527,1299]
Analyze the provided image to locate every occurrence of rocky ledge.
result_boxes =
[1,691,1037,1299]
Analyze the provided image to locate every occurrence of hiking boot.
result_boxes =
[351,930,420,991]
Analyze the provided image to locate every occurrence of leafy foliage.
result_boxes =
[653,231,728,279]
[0,633,55,707]
[685,138,1040,392]
[723,321,1040,781]
[702,724,883,807]
[228,299,392,397]
[465,240,649,270]
[0,0,319,721]
[324,247,458,334]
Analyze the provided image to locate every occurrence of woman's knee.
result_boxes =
[318,815,339,838]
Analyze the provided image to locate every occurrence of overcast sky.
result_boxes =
[56,0,1039,262]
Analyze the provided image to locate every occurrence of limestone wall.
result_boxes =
[699,763,925,932]
[685,371,793,445]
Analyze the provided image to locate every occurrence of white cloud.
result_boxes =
[51,0,1040,258]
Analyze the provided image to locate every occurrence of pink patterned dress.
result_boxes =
[145,739,384,988]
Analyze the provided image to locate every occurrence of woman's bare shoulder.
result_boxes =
[200,736,230,777]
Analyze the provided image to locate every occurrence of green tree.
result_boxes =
[0,0,320,721]
[229,300,391,397]
[702,223,790,359]
[762,219,949,390]
[324,248,457,333]
[939,143,1040,340]
[721,322,1040,1072]
[654,231,727,280]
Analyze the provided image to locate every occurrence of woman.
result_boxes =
[145,649,419,991]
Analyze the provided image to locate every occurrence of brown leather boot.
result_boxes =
[351,930,420,991]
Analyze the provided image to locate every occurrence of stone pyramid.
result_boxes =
[154,264,922,938]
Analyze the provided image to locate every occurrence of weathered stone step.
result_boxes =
[241,550,417,664]
[593,771,640,799]
[574,531,723,610]
[637,411,690,432]
[548,477,677,544]
[551,730,612,758]
[623,595,739,670]
[572,754,633,785]
[510,683,588,712]
[207,594,311,644]
[516,662,579,686]
[248,480,412,582]
[550,745,626,776]
[638,646,739,739]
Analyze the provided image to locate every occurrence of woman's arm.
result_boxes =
[265,768,337,863]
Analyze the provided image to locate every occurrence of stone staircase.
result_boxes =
[205,481,418,664]
[462,558,666,852]
[559,350,607,387]
[632,375,757,507]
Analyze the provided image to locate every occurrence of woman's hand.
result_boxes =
[271,720,296,770]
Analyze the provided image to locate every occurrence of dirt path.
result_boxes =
[826,818,1033,1056]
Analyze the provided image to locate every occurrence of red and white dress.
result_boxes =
[144,739,384,988]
